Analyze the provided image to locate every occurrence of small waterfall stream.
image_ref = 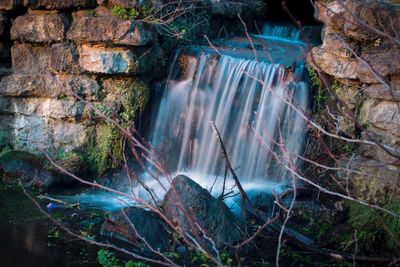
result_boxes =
[151,31,309,183]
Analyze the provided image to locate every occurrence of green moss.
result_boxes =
[308,68,328,116]
[84,79,149,175]
[345,195,400,251]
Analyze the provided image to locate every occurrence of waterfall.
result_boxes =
[150,47,309,182]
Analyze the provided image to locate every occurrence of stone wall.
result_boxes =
[0,0,161,175]
[308,0,400,200]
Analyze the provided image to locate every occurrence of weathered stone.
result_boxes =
[31,0,97,10]
[1,114,93,154]
[357,47,400,84]
[308,46,359,80]
[100,207,170,251]
[11,12,67,42]
[11,43,50,74]
[340,157,400,201]
[0,74,100,99]
[364,84,400,101]
[360,99,400,139]
[163,175,242,248]
[48,43,80,74]
[0,150,73,189]
[321,27,358,58]
[78,44,136,74]
[11,43,81,74]
[0,97,87,120]
[315,0,400,41]
[67,15,155,46]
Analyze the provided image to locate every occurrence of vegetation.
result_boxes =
[97,249,150,267]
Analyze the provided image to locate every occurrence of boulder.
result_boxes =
[11,12,68,43]
[321,27,358,58]
[100,207,170,251]
[0,150,73,189]
[0,74,100,99]
[31,0,98,10]
[163,175,242,249]
[67,15,155,46]
[48,43,80,74]
[364,84,400,102]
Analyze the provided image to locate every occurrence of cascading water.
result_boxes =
[56,24,313,210]
[151,30,309,183]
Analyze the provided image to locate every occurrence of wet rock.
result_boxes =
[0,150,73,189]
[163,175,242,249]
[31,0,98,10]
[11,12,68,43]
[67,14,155,46]
[0,74,100,99]
[100,207,170,251]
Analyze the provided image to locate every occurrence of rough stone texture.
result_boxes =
[11,43,80,74]
[360,99,400,139]
[78,44,136,74]
[308,46,359,80]
[100,207,170,251]
[0,97,87,120]
[67,15,155,46]
[163,175,242,249]
[0,74,100,99]
[48,43,80,74]
[342,158,400,201]
[31,0,98,10]
[0,114,93,154]
[315,0,400,41]
[11,12,67,42]
[309,0,400,200]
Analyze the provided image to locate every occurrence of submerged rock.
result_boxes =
[163,175,242,249]
[100,207,170,251]
[0,150,73,189]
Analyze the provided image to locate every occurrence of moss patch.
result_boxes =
[84,78,150,175]
[343,195,400,252]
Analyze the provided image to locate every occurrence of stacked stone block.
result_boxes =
[308,0,400,200]
[0,0,159,174]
